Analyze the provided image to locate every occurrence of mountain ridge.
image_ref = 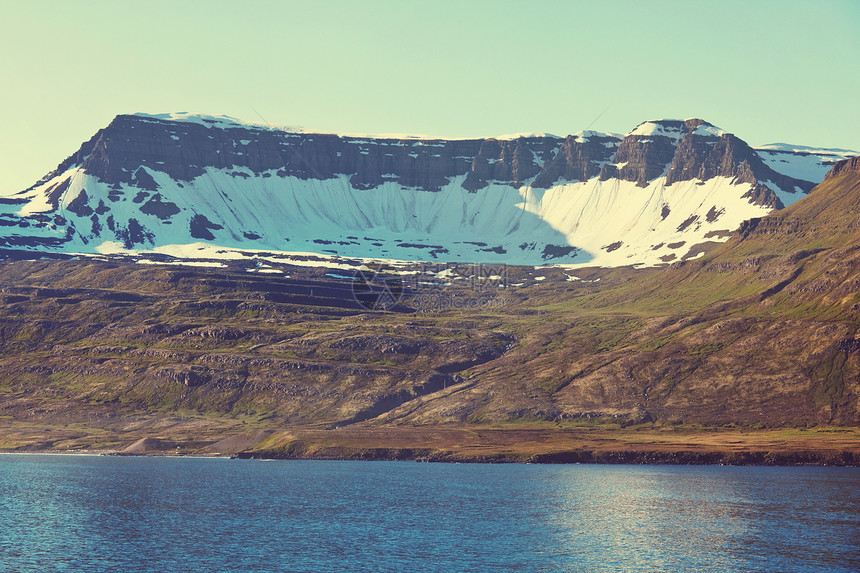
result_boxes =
[0,113,854,268]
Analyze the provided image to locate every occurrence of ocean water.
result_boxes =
[0,456,857,572]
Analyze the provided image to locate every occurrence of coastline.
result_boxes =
[232,449,860,466]
[2,449,857,466]
[2,424,858,466]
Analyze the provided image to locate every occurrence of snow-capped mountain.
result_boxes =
[0,113,854,267]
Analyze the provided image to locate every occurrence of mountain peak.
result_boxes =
[628,118,727,140]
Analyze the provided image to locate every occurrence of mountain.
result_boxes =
[407,155,860,428]
[0,113,853,267]
[1,157,859,458]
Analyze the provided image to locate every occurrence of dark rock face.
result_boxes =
[610,127,680,186]
[655,120,813,200]
[464,138,557,190]
[139,194,180,219]
[668,131,812,195]
[66,190,94,217]
[667,131,751,185]
[532,134,619,188]
[825,155,860,180]
[115,218,154,248]
[189,214,223,240]
[534,118,812,197]
[27,115,815,198]
[35,115,561,194]
[742,184,784,209]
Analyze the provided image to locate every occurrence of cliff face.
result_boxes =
[531,132,619,187]
[38,114,564,193]
[0,113,852,267]
[825,155,860,180]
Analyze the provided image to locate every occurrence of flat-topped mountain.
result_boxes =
[1,156,860,457]
[0,113,854,266]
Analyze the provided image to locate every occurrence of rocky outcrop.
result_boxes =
[609,123,680,186]
[664,120,812,198]
[825,155,860,180]
[532,133,619,187]
[32,115,561,194]
[463,138,558,190]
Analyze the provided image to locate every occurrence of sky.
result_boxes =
[1,0,858,194]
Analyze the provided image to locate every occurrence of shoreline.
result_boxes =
[230,448,860,466]
[3,424,858,467]
[2,448,857,467]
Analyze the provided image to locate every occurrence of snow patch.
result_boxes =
[630,121,683,140]
[492,132,562,140]
[572,130,623,144]
[95,241,134,255]
[755,143,858,155]
[755,144,857,184]
[693,124,727,137]
[136,259,226,268]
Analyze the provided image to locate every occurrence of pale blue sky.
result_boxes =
[1,0,858,194]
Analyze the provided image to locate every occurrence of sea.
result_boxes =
[0,455,857,572]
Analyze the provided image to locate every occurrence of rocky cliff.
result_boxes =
[0,113,852,267]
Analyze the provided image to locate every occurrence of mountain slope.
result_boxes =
[385,156,860,426]
[1,158,860,458]
[1,114,852,267]
[0,158,858,428]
